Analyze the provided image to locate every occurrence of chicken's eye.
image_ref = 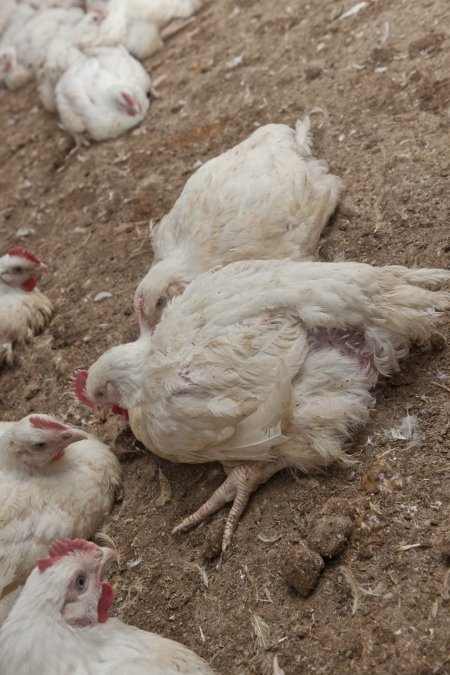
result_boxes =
[96,391,105,399]
[34,442,47,450]
[155,297,165,309]
[75,575,86,592]
[13,266,23,273]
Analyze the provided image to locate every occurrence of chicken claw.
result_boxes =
[172,459,288,551]
[149,75,167,99]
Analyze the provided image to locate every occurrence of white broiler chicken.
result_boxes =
[0,6,84,86]
[30,0,85,8]
[73,260,450,550]
[0,539,216,674]
[96,2,163,60]
[134,119,342,329]
[0,3,37,88]
[67,5,127,50]
[55,44,154,144]
[38,7,129,112]
[38,38,84,111]
[0,248,53,366]
[0,414,121,625]
[87,0,202,28]
[87,0,200,58]
[0,0,16,38]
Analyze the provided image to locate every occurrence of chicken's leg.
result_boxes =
[65,133,91,160]
[149,75,167,99]
[172,458,289,551]
[160,17,196,41]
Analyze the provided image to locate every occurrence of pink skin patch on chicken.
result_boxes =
[313,328,377,380]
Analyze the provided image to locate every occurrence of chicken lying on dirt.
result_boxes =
[73,260,450,550]
[134,118,342,329]
[87,0,202,28]
[86,0,201,59]
[0,415,121,626]
[0,248,53,367]
[0,538,216,675]
[0,6,84,88]
[55,45,155,145]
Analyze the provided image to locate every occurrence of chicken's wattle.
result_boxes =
[111,405,129,420]
[21,277,37,292]
[98,581,114,623]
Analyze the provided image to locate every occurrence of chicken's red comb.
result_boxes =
[70,369,94,408]
[7,248,41,264]
[29,415,67,432]
[38,539,99,573]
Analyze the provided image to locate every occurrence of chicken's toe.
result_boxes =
[173,460,288,551]
[149,75,167,99]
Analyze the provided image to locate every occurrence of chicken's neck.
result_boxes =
[156,246,203,287]
[0,434,31,475]
[115,336,150,410]
[0,279,25,297]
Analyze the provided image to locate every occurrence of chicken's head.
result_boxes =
[86,7,105,23]
[71,367,128,419]
[70,341,147,420]
[134,269,187,331]
[7,415,87,469]
[0,248,47,291]
[36,539,117,627]
[0,47,15,74]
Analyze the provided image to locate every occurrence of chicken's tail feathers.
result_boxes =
[393,266,450,290]
[295,116,313,155]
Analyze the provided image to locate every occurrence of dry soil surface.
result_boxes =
[0,0,449,673]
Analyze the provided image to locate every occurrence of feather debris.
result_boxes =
[181,561,209,588]
[340,566,384,615]
[155,468,172,506]
[388,414,423,446]
[339,2,368,20]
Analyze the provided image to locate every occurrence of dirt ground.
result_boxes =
[1,0,449,672]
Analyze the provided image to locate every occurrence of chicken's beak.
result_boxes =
[60,428,88,447]
[95,406,109,423]
[33,262,48,280]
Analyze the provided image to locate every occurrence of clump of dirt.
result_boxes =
[282,545,325,597]
[307,515,353,559]
[1,0,449,673]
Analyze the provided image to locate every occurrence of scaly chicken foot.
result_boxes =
[172,458,289,551]
[160,17,196,41]
[149,75,167,99]
[65,133,91,160]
